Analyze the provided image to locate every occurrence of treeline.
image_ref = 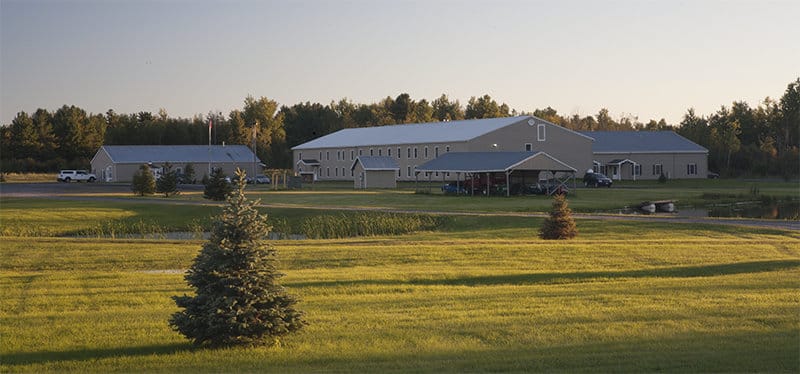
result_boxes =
[1,79,798,177]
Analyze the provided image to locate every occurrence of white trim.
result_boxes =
[594,151,708,155]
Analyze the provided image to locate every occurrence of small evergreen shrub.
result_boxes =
[203,168,232,201]
[170,169,306,347]
[539,194,578,240]
[131,164,156,196]
[658,173,667,184]
[156,162,180,197]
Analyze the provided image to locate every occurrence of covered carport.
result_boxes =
[415,151,577,197]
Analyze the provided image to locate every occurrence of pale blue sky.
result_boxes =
[2,0,798,126]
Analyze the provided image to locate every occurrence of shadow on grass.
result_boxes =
[289,259,800,288]
[1,342,193,367]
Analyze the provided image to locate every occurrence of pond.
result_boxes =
[704,200,800,220]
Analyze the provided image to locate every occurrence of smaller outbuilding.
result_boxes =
[351,156,399,189]
[91,145,261,182]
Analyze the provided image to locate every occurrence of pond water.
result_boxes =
[610,200,799,220]
[703,201,799,220]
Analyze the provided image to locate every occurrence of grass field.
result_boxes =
[72,178,797,215]
[1,197,798,372]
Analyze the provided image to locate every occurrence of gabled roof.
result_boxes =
[416,152,576,173]
[97,145,260,164]
[350,156,399,171]
[292,116,530,150]
[580,131,708,154]
[296,159,321,166]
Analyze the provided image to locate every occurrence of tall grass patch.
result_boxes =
[299,212,448,239]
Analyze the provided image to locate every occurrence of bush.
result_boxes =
[658,173,667,184]
[131,164,156,196]
[539,194,577,240]
[183,163,196,184]
[170,170,306,347]
[203,168,232,201]
[156,162,180,197]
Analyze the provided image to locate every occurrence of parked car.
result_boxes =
[246,175,271,184]
[57,170,96,183]
[441,182,468,195]
[583,172,612,187]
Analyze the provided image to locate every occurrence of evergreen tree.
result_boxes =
[170,169,306,347]
[203,168,232,201]
[131,164,156,196]
[183,163,196,184]
[156,162,179,197]
[539,194,578,240]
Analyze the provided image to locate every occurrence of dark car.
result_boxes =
[441,182,468,195]
[583,172,612,187]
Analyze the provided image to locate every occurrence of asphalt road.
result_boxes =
[2,182,798,231]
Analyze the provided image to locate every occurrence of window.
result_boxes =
[335,168,338,177]
[319,151,322,160]
[326,151,330,161]
[435,172,439,177]
[359,149,363,156]
[370,149,374,156]
[398,169,401,177]
[424,147,428,159]
[387,148,392,157]
[634,164,642,176]
[407,148,411,158]
[525,143,532,152]
[343,167,346,177]
[351,150,354,160]
[397,148,401,158]
[537,124,546,141]
[378,149,382,156]
[652,164,663,176]
[434,146,439,158]
[414,147,418,158]
[326,167,330,177]
[687,163,697,175]
[407,166,411,177]
[299,152,302,160]
[446,145,450,152]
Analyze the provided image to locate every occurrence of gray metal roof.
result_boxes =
[416,152,576,173]
[580,131,708,153]
[350,156,399,171]
[99,145,261,164]
[292,116,530,150]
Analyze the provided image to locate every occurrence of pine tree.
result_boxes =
[203,168,232,201]
[131,164,156,196]
[156,162,179,197]
[183,163,196,184]
[171,169,306,347]
[539,194,578,240]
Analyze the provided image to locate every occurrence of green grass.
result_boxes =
[1,220,799,372]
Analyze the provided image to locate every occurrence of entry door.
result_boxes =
[611,165,620,180]
[105,165,113,182]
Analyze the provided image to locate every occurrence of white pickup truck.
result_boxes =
[57,170,97,183]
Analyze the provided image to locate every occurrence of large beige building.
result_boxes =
[291,116,594,182]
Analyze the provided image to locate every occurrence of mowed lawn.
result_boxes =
[1,221,798,372]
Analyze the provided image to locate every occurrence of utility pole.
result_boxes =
[252,121,258,179]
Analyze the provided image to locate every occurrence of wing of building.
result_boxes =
[291,116,593,181]
[91,145,261,182]
[580,131,708,180]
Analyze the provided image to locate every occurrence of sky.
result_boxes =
[2,0,798,126]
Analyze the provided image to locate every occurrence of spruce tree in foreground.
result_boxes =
[170,169,306,347]
[131,164,156,196]
[539,193,578,240]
